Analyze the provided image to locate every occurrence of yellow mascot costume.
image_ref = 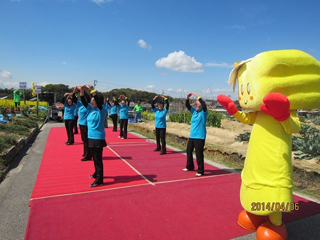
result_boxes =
[217,49,320,240]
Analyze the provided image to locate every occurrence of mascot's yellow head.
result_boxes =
[229,50,320,111]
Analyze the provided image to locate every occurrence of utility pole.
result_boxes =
[93,80,98,89]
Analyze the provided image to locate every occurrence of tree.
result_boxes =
[42,84,73,102]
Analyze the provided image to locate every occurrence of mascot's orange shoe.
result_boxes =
[237,210,268,231]
[256,221,288,240]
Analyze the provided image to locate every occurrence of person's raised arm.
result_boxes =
[198,98,207,112]
[106,97,111,107]
[161,95,169,110]
[152,95,158,109]
[80,85,89,108]
[72,86,79,103]
[113,97,119,106]
[88,84,103,110]
[62,93,71,103]
[185,92,192,111]
[125,96,130,106]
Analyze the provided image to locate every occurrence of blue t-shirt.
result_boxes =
[154,108,168,128]
[64,103,76,120]
[86,104,106,140]
[103,103,109,116]
[119,105,128,119]
[77,101,89,126]
[189,107,208,139]
[74,104,79,117]
[110,105,117,115]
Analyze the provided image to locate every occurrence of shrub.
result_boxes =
[0,134,17,153]
[312,116,320,125]
[207,111,222,127]
[12,117,38,128]
[169,112,191,124]
[293,124,320,160]
[169,111,222,128]
[235,132,251,142]
[299,116,306,123]
[142,110,155,120]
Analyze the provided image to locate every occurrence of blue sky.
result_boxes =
[1,0,320,99]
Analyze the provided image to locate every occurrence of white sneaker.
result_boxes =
[118,136,121,138]
[182,168,189,171]
[195,173,202,177]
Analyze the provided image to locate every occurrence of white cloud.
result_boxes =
[0,80,18,89]
[91,0,113,5]
[0,70,12,79]
[155,51,203,73]
[205,62,233,68]
[62,61,67,65]
[137,39,152,50]
[145,85,157,92]
[167,88,174,92]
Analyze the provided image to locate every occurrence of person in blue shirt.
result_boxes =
[118,94,130,139]
[80,84,106,187]
[62,88,77,145]
[74,86,92,161]
[183,92,208,177]
[108,97,118,132]
[73,102,79,134]
[103,97,109,128]
[152,95,169,155]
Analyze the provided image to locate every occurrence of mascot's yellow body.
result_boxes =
[217,50,320,240]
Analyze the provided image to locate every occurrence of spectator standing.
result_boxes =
[134,101,143,122]
[13,89,23,110]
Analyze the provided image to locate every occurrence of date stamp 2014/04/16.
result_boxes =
[251,202,300,212]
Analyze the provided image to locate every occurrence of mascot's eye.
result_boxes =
[247,83,251,94]
[241,85,244,95]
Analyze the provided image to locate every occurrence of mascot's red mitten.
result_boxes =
[260,93,290,121]
[217,94,238,115]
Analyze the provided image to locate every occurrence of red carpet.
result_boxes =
[30,127,151,201]
[25,126,320,240]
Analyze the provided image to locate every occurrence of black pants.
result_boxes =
[65,120,74,144]
[91,147,104,184]
[110,114,117,131]
[73,116,78,134]
[120,119,128,139]
[14,102,20,109]
[80,125,92,160]
[186,138,205,174]
[155,128,166,152]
